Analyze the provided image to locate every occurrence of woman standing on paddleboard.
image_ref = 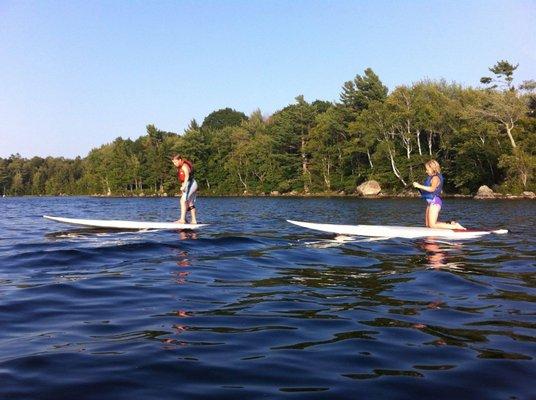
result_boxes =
[413,160,465,230]
[172,155,198,224]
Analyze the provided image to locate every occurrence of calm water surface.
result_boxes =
[0,197,535,399]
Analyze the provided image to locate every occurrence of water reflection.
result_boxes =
[45,228,132,239]
[177,230,198,241]
[162,247,195,349]
[419,239,463,270]
[174,249,191,285]
[46,228,200,240]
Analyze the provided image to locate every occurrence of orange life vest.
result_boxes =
[178,160,194,183]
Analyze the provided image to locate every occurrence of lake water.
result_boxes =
[0,196,534,399]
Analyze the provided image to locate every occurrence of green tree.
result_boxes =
[11,171,24,195]
[236,110,281,192]
[225,127,253,193]
[340,68,388,112]
[84,145,114,195]
[205,126,236,194]
[201,108,247,131]
[470,90,527,149]
[499,148,535,191]
[306,106,346,191]
[0,159,9,195]
[357,101,408,187]
[7,154,26,195]
[178,121,212,191]
[143,124,176,193]
[480,60,519,91]
[269,95,317,192]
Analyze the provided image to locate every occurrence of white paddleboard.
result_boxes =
[287,220,507,240]
[44,215,207,230]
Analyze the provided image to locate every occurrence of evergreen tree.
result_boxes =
[480,60,519,91]
[340,68,388,112]
[201,108,247,131]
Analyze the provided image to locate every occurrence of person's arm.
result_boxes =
[413,176,440,192]
[180,165,189,191]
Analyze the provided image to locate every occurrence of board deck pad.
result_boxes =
[43,215,207,230]
[287,220,507,240]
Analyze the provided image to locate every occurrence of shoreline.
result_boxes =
[3,192,535,200]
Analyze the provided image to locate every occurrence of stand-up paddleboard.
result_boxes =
[44,215,207,230]
[287,220,507,240]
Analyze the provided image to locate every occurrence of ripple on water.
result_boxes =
[0,197,534,399]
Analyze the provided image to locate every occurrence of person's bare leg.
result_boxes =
[425,205,430,227]
[190,207,197,224]
[428,204,465,229]
[176,197,187,224]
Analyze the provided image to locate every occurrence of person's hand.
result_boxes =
[412,182,420,188]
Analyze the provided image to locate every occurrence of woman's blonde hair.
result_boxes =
[425,159,441,174]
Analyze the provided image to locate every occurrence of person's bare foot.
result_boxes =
[451,221,466,230]
[175,219,186,224]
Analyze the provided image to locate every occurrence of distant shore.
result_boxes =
[3,192,535,200]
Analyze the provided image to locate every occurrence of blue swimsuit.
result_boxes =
[421,173,443,207]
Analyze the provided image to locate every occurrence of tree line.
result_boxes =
[1,61,534,197]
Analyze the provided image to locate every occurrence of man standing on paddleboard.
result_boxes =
[172,155,198,224]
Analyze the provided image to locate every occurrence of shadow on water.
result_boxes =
[45,228,202,240]
[45,228,141,239]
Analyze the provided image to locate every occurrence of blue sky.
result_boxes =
[1,0,534,158]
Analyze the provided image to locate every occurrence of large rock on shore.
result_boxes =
[523,191,536,199]
[474,185,496,199]
[356,180,381,196]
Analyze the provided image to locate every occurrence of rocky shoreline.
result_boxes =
[5,192,534,199]
[86,183,535,200]
[5,181,534,200]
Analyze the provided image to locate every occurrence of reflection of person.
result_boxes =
[172,155,198,224]
[420,239,463,270]
[178,231,197,241]
[422,240,446,269]
[413,160,465,230]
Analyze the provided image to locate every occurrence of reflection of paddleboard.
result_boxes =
[44,215,207,230]
[287,220,507,240]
